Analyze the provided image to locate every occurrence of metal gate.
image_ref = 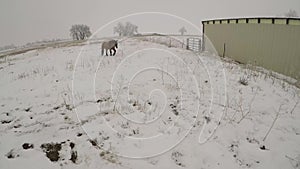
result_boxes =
[187,38,202,53]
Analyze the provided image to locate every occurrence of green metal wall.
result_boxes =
[203,18,300,80]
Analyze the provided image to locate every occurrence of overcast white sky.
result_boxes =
[0,0,299,46]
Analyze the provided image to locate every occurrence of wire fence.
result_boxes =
[186,38,202,53]
[135,35,202,53]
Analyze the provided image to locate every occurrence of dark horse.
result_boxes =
[101,40,118,56]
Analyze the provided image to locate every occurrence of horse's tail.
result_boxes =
[101,48,104,56]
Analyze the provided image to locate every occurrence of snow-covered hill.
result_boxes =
[0,37,299,169]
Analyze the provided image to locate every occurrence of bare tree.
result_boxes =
[124,22,138,36]
[70,24,92,40]
[179,27,187,36]
[113,22,138,37]
[284,9,298,17]
[113,22,124,37]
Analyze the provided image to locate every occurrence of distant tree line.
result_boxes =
[69,22,139,40]
[113,22,138,36]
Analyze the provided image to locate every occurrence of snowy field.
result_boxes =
[0,37,299,169]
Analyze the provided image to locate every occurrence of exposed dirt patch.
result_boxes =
[22,143,34,150]
[24,107,31,112]
[40,143,62,162]
[96,97,111,103]
[53,105,62,110]
[13,124,22,128]
[5,149,19,159]
[70,150,77,163]
[69,142,75,149]
[1,120,12,124]
[170,103,179,116]
[88,139,98,147]
[69,142,77,163]
[246,137,259,144]
[260,145,269,150]
[171,151,185,167]
[99,150,119,164]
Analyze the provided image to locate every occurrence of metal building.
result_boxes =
[202,17,300,81]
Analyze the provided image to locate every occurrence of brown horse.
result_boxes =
[101,40,118,56]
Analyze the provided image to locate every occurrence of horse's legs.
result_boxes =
[112,49,114,56]
[113,48,116,56]
[105,49,108,56]
[109,47,116,56]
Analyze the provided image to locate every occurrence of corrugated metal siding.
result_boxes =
[249,19,258,24]
[203,22,300,80]
[229,20,236,24]
[239,19,247,24]
[261,18,272,24]
[290,19,300,25]
[275,19,286,24]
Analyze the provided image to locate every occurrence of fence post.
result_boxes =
[199,39,202,52]
[222,43,226,57]
[186,38,188,50]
